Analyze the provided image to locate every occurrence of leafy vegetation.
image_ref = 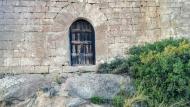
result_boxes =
[55,76,62,84]
[113,96,125,107]
[124,87,148,107]
[97,38,190,106]
[98,57,129,74]
[90,96,105,104]
[129,38,190,106]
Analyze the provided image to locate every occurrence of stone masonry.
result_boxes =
[0,0,190,74]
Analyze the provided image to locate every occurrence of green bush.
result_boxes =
[98,38,190,106]
[129,38,184,56]
[124,87,148,107]
[90,96,104,104]
[98,57,129,74]
[129,38,190,106]
[113,96,125,107]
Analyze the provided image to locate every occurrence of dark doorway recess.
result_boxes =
[69,19,96,66]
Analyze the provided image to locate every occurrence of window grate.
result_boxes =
[69,20,95,66]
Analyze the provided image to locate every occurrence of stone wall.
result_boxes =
[0,0,189,73]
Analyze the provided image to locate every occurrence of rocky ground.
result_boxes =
[0,73,133,107]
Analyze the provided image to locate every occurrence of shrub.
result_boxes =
[124,87,148,107]
[55,76,62,84]
[98,38,190,106]
[113,96,125,107]
[98,57,129,74]
[129,38,184,56]
[90,96,104,104]
[129,38,190,106]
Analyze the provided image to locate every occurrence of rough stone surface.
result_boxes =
[66,97,88,107]
[0,0,190,73]
[0,73,128,107]
[14,94,108,107]
[63,74,133,99]
[0,74,50,104]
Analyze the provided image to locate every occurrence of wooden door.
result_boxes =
[69,20,95,66]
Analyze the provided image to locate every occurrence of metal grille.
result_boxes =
[69,20,95,66]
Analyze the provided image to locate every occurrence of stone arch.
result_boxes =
[52,3,108,65]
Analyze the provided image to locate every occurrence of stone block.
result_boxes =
[0,41,12,50]
[4,58,21,66]
[49,66,63,73]
[62,65,98,72]
[34,66,49,74]
[87,0,100,4]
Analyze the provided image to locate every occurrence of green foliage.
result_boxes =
[54,75,62,84]
[124,87,148,107]
[98,38,190,106]
[113,96,125,107]
[112,84,126,107]
[129,38,184,56]
[129,38,190,106]
[155,100,188,107]
[90,96,104,104]
[98,57,129,74]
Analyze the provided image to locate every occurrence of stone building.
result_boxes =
[0,0,189,74]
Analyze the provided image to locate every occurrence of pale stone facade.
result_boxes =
[0,0,189,73]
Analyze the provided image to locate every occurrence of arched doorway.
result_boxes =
[69,19,95,66]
